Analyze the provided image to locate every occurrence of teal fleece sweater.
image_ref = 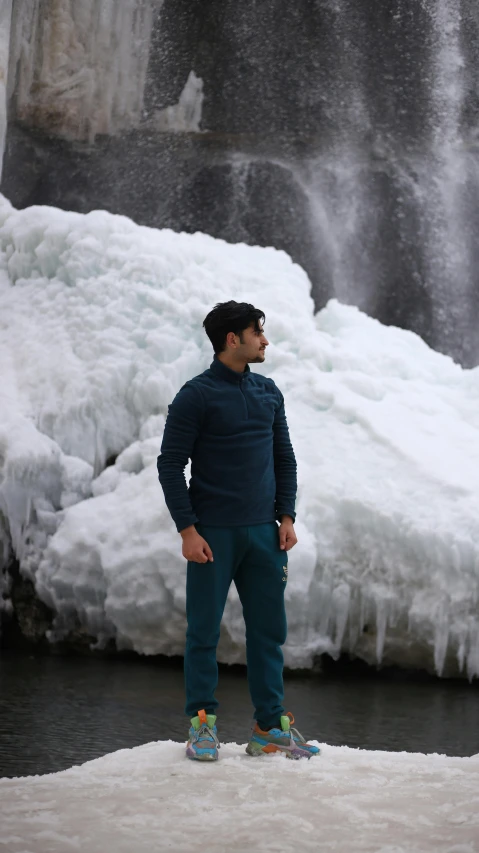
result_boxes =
[157,356,297,532]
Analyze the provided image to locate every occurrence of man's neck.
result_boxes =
[217,353,246,374]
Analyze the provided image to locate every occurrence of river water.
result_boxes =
[0,652,478,778]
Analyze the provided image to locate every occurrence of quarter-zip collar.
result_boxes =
[210,355,251,384]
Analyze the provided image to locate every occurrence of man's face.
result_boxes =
[237,322,269,363]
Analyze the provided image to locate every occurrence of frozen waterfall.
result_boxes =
[5,0,158,143]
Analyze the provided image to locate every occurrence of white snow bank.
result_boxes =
[1,196,479,676]
[1,741,478,852]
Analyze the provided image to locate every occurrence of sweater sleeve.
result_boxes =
[157,383,204,532]
[272,387,297,523]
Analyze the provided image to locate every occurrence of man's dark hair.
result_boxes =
[203,301,265,354]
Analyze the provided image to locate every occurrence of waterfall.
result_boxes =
[424,0,474,359]
[2,0,479,364]
[216,0,479,364]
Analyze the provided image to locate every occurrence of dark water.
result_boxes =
[0,652,478,778]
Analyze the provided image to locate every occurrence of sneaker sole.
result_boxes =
[186,746,218,761]
[245,741,319,760]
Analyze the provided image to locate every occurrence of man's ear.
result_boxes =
[226,331,237,349]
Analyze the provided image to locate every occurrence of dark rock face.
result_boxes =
[0,556,116,656]
[0,557,53,650]
[3,0,479,364]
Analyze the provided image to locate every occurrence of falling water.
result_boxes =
[2,0,479,363]
[220,0,479,364]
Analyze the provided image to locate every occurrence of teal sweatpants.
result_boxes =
[185,521,288,730]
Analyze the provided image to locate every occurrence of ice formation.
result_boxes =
[1,740,479,852]
[0,0,13,176]
[0,195,478,678]
[152,70,204,132]
[6,0,156,142]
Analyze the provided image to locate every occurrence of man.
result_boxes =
[157,301,319,761]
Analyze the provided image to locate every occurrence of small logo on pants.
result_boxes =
[282,566,288,582]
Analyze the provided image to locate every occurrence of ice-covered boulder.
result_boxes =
[1,196,478,678]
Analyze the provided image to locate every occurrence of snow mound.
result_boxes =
[1,196,479,677]
[1,741,478,852]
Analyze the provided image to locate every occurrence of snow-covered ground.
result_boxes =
[1,741,478,852]
[1,195,479,677]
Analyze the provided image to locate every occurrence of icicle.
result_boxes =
[375,595,389,664]
[433,602,450,676]
[331,583,350,654]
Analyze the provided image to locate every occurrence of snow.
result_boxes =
[1,195,479,677]
[0,741,478,852]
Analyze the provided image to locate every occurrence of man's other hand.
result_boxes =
[278,516,298,551]
[180,526,214,563]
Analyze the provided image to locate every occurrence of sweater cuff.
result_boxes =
[276,509,296,524]
[175,513,199,533]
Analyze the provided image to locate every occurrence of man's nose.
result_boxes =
[262,337,269,346]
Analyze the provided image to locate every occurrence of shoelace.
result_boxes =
[289,726,307,745]
[283,712,307,747]
[193,723,220,748]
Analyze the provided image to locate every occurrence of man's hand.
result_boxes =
[278,516,298,551]
[180,525,214,563]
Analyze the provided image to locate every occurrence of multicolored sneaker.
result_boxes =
[246,712,320,760]
[186,709,220,761]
